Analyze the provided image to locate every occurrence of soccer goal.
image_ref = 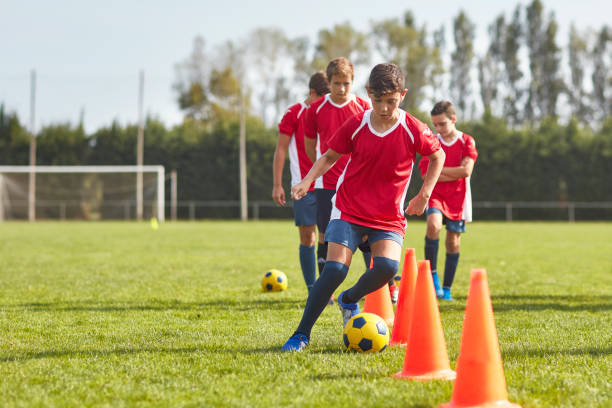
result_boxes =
[0,165,165,221]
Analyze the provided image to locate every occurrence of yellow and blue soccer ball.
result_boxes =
[393,274,401,288]
[261,269,288,292]
[343,312,389,353]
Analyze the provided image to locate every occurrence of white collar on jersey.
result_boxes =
[437,131,464,146]
[325,93,357,108]
[365,109,405,138]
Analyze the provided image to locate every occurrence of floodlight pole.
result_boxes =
[239,89,248,221]
[171,169,177,221]
[28,69,37,222]
[136,70,144,221]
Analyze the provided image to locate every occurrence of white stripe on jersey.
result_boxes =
[351,112,369,140]
[330,156,351,220]
[399,111,414,143]
[463,176,473,222]
[399,164,413,226]
[314,134,323,189]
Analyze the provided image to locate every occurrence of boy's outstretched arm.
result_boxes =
[304,136,317,163]
[406,149,445,216]
[291,149,341,200]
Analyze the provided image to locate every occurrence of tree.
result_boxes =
[502,6,524,126]
[0,104,30,164]
[173,36,210,121]
[479,15,505,114]
[567,24,592,123]
[371,12,433,111]
[450,11,476,115]
[430,27,446,104]
[591,26,612,122]
[312,22,370,70]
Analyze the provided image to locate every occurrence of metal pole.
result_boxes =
[157,166,165,222]
[505,203,512,222]
[171,169,177,221]
[28,69,37,222]
[239,90,248,221]
[136,70,145,221]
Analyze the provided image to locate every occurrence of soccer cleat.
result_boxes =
[441,287,453,301]
[281,333,309,352]
[389,284,399,305]
[338,290,360,327]
[432,271,444,298]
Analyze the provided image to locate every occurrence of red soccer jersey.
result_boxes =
[278,101,314,190]
[328,109,441,236]
[303,94,371,189]
[418,132,478,221]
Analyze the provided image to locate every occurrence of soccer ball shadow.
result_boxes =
[261,269,288,292]
[343,312,389,353]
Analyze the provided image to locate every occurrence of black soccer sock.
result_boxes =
[316,242,328,277]
[295,261,349,338]
[443,252,460,289]
[425,237,439,273]
[361,249,372,270]
[342,257,399,304]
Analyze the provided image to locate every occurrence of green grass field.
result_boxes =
[0,221,610,407]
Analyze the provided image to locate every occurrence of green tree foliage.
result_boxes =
[173,36,210,121]
[450,11,475,115]
[371,12,433,111]
[312,22,370,70]
[568,24,592,124]
[36,123,89,165]
[0,104,30,164]
[591,26,612,121]
[502,6,524,126]
[478,15,505,113]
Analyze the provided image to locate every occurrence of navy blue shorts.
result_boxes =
[325,219,403,253]
[426,208,466,233]
[315,189,336,233]
[293,190,317,226]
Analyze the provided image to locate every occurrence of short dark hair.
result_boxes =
[430,101,456,118]
[326,57,354,81]
[309,71,329,96]
[367,63,405,97]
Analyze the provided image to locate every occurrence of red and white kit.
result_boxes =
[278,101,314,190]
[418,132,478,221]
[327,109,441,236]
[303,94,370,190]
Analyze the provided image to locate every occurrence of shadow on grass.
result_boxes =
[438,294,612,313]
[503,345,612,358]
[0,298,305,313]
[0,346,202,362]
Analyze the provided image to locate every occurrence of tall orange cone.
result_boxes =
[390,248,418,346]
[394,260,455,381]
[440,269,521,408]
[363,258,395,327]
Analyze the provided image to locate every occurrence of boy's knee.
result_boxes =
[321,261,349,285]
[373,257,399,280]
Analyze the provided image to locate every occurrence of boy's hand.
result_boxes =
[291,182,309,201]
[405,193,429,216]
[272,185,286,206]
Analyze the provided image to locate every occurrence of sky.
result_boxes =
[1,0,609,133]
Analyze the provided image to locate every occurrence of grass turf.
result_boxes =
[0,221,610,407]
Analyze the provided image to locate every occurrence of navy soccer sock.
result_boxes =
[443,252,460,289]
[342,257,399,304]
[295,261,349,338]
[316,242,328,277]
[361,250,372,270]
[424,237,439,273]
[299,245,316,292]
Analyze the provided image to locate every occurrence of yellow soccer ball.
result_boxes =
[343,312,389,353]
[261,269,288,292]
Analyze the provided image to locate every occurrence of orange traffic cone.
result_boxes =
[440,269,521,408]
[363,258,395,327]
[390,248,418,346]
[394,260,455,381]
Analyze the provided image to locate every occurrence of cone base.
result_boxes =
[439,400,521,408]
[388,340,407,347]
[393,368,456,381]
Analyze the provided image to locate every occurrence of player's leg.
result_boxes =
[425,209,444,298]
[339,230,402,316]
[282,220,356,351]
[442,220,464,301]
[315,189,336,276]
[294,191,318,292]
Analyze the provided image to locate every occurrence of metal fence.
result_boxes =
[2,200,611,222]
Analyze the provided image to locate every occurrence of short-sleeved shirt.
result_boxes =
[327,109,441,236]
[303,93,371,190]
[418,132,478,221]
[278,101,313,190]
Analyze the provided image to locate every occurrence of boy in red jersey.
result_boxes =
[418,101,478,301]
[282,63,445,351]
[303,58,372,278]
[273,71,330,292]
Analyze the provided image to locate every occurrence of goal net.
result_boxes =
[0,165,165,221]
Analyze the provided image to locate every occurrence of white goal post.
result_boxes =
[0,165,165,221]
